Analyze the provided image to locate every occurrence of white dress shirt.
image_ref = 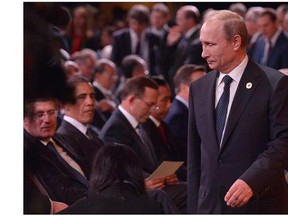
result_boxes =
[215,55,248,145]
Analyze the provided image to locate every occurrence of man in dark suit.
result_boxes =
[110,4,163,77]
[251,8,288,69]
[143,77,186,181]
[164,64,205,163]
[99,76,187,213]
[55,76,103,179]
[24,97,89,206]
[165,5,207,90]
[91,59,118,130]
[188,10,288,214]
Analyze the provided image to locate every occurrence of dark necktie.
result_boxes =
[135,38,141,55]
[158,123,168,144]
[215,75,233,145]
[46,141,88,187]
[86,126,98,140]
[136,124,158,165]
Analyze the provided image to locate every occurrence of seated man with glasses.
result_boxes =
[99,76,187,213]
[24,97,89,210]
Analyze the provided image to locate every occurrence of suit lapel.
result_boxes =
[221,60,262,150]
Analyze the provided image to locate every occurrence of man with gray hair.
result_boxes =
[188,10,288,213]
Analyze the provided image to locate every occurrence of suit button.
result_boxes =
[218,160,223,166]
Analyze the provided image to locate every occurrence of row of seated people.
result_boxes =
[24,75,198,214]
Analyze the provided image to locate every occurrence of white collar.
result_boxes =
[216,55,248,87]
[63,115,88,135]
[175,95,189,108]
[149,115,160,127]
[118,105,138,129]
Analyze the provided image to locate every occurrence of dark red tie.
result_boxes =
[158,123,168,144]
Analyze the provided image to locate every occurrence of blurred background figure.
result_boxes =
[91,59,118,129]
[164,64,206,164]
[228,2,247,17]
[63,60,81,79]
[252,8,288,69]
[97,25,116,59]
[166,5,206,92]
[65,5,101,54]
[276,4,288,28]
[245,6,264,55]
[150,3,170,41]
[72,48,98,82]
[59,144,164,214]
[110,4,163,77]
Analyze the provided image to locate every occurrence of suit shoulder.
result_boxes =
[113,28,129,38]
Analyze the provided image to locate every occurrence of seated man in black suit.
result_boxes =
[24,97,89,206]
[164,64,205,164]
[99,76,187,213]
[55,76,104,179]
[143,77,186,181]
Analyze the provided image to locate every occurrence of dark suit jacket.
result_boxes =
[24,130,88,205]
[249,32,288,69]
[166,27,207,89]
[99,109,158,174]
[55,120,103,179]
[164,98,189,163]
[143,118,180,162]
[110,28,163,76]
[58,183,163,214]
[187,59,288,213]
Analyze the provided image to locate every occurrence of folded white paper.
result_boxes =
[148,161,184,180]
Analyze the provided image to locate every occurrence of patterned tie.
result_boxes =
[136,124,158,166]
[215,75,233,145]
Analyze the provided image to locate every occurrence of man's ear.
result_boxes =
[233,35,241,50]
[127,94,137,105]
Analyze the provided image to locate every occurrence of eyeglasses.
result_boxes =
[138,98,159,111]
[32,110,58,121]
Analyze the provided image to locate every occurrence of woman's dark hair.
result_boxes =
[89,143,146,194]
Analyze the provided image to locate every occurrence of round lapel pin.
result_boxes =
[246,82,252,89]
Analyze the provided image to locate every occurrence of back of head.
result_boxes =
[89,143,145,194]
[228,3,247,18]
[121,55,147,78]
[152,3,169,17]
[120,76,158,101]
[128,4,150,25]
[245,7,264,23]
[205,10,248,49]
[180,5,201,24]
[174,64,205,93]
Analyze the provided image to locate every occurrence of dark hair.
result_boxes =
[89,143,146,194]
[260,8,278,23]
[121,55,146,78]
[174,64,205,92]
[151,77,168,87]
[24,97,58,119]
[64,76,91,104]
[93,59,116,79]
[120,76,158,101]
[181,5,201,24]
[128,4,150,24]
